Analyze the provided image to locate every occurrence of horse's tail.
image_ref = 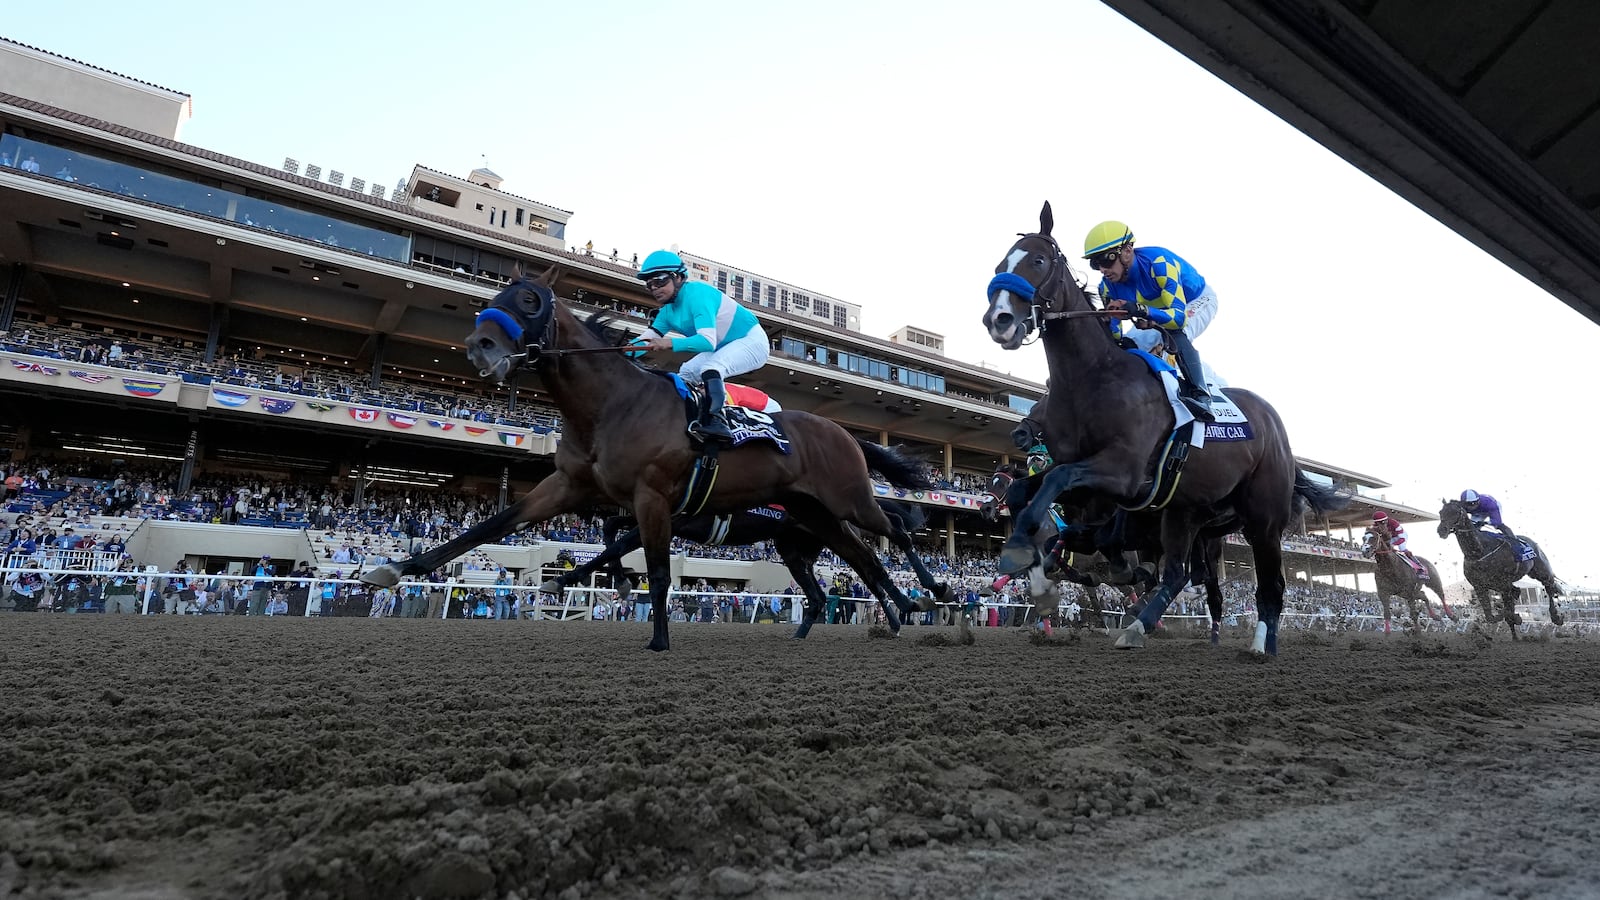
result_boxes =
[875,497,927,533]
[855,439,935,490]
[1292,470,1349,521]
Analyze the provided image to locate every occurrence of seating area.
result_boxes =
[0,322,562,433]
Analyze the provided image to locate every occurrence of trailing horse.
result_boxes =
[364,267,943,651]
[1360,529,1456,633]
[540,499,939,638]
[981,201,1345,656]
[1436,499,1563,633]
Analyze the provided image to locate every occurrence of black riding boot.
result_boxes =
[690,370,733,442]
[1169,331,1215,422]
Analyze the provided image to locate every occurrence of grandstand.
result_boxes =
[0,37,1437,617]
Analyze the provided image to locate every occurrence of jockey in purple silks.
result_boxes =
[1460,490,1517,540]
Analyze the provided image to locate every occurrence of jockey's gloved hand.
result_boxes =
[624,337,650,359]
[1131,304,1151,319]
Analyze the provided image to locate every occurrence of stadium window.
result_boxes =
[833,306,848,328]
[732,275,744,301]
[500,209,507,228]
[515,208,525,226]
[814,299,832,320]
[766,285,777,307]
[717,271,728,292]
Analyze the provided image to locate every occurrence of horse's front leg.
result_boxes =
[365,473,588,587]
[1115,510,1200,649]
[542,522,640,595]
[1001,464,1097,574]
[634,490,676,652]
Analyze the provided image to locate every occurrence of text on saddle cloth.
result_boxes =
[1132,352,1252,446]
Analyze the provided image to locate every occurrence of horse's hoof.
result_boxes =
[538,579,563,595]
[363,565,400,588]
[1114,620,1146,649]
[645,641,669,653]
[1209,627,1220,647]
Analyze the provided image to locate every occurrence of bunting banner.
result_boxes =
[122,378,166,398]
[497,432,524,447]
[388,413,417,429]
[349,407,379,423]
[211,388,251,407]
[259,397,296,415]
[463,426,489,436]
[873,483,890,495]
[427,420,455,431]
[11,360,59,376]
[305,401,337,412]
[69,370,111,384]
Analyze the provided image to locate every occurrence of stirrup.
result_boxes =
[1180,395,1215,422]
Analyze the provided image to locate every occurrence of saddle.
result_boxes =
[663,374,791,453]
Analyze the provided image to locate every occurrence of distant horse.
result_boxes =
[982,201,1345,656]
[365,267,943,651]
[1360,529,1456,633]
[541,499,938,638]
[1436,499,1564,632]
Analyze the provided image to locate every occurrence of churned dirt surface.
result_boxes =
[2,617,1599,900]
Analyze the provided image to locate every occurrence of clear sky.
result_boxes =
[4,1,1592,587]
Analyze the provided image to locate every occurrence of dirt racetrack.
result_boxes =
[2,616,1599,900]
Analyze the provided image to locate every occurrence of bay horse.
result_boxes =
[1360,529,1456,633]
[1436,499,1564,632]
[366,267,941,651]
[981,201,1345,656]
[539,499,940,638]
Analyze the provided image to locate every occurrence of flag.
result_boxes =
[122,378,166,398]
[497,432,524,447]
[305,401,336,412]
[946,494,960,504]
[259,397,296,415]
[427,419,455,430]
[873,483,890,496]
[69,370,111,384]
[11,360,59,376]
[388,413,417,429]
[211,388,251,407]
[349,407,379,423]
[464,426,489,436]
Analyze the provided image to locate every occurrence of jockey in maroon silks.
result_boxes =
[1371,511,1425,578]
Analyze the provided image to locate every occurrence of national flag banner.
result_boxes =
[11,360,59,376]
[211,388,251,407]
[463,426,489,436]
[946,494,960,504]
[894,488,907,498]
[69,370,111,384]
[928,491,942,501]
[497,432,524,447]
[305,402,336,412]
[349,407,379,423]
[873,483,890,496]
[911,491,925,500]
[426,420,455,431]
[388,413,417,429]
[122,378,166,398]
[259,396,296,415]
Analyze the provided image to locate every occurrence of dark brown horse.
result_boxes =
[1436,499,1564,633]
[981,202,1344,656]
[1360,529,1456,633]
[365,267,941,650]
[540,499,936,638]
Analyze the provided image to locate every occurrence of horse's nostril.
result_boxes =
[995,313,1013,329]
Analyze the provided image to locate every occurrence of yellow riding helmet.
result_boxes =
[1083,221,1134,258]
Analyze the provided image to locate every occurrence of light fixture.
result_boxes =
[121,282,130,287]
[216,238,226,246]
[299,317,307,322]
[312,276,320,281]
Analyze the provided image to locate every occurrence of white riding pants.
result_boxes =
[679,325,771,384]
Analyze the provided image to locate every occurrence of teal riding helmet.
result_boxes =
[637,250,687,279]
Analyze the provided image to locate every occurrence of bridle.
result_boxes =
[475,279,640,378]
[986,232,1125,340]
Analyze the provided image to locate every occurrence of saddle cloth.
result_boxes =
[666,373,791,453]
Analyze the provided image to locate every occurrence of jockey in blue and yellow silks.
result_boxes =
[630,250,770,442]
[1084,221,1219,421]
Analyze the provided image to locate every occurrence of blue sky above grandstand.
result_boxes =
[4,1,1592,585]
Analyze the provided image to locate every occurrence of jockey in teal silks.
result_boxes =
[629,250,770,442]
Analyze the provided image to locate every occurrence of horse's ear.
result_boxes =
[538,265,561,291]
[511,261,525,281]
[1040,201,1054,238]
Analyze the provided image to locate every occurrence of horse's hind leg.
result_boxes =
[778,534,833,640]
